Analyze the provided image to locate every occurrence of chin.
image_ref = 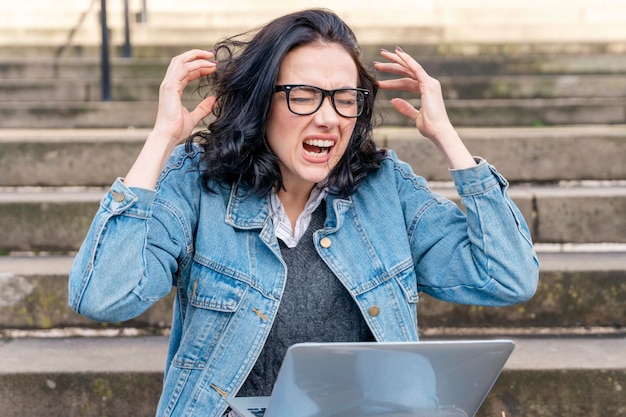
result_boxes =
[299,171,332,186]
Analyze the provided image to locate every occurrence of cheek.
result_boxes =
[265,105,289,151]
[337,122,357,152]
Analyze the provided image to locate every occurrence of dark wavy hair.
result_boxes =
[187,8,386,197]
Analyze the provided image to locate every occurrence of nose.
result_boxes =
[314,96,340,128]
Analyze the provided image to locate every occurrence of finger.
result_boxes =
[379,47,433,85]
[166,50,215,76]
[183,61,218,82]
[373,61,414,79]
[174,49,217,63]
[377,78,420,92]
[190,96,217,125]
[392,46,432,82]
[160,59,217,96]
[165,49,217,79]
[390,98,420,122]
[377,52,413,77]
[379,48,406,66]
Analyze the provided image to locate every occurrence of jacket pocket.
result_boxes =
[172,259,249,370]
[392,263,420,305]
[353,262,420,341]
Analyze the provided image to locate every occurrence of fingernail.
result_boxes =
[380,48,390,53]
[395,45,404,53]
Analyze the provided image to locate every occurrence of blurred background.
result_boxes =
[0,1,625,417]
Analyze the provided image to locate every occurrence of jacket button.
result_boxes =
[320,237,332,248]
[369,306,380,317]
[110,190,125,202]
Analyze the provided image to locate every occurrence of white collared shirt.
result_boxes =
[268,187,327,248]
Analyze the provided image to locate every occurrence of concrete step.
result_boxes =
[0,78,163,102]
[5,52,626,81]
[7,41,626,60]
[2,96,626,128]
[4,7,626,52]
[0,335,624,417]
[2,126,625,187]
[380,97,626,128]
[382,126,626,183]
[0,185,626,252]
[0,255,174,331]
[0,57,169,80]
[1,182,625,253]
[5,74,626,103]
[6,52,626,78]
[421,251,626,331]
[1,250,624,332]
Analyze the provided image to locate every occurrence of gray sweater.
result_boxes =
[238,202,374,397]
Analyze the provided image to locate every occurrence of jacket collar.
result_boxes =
[224,183,271,230]
[224,183,354,231]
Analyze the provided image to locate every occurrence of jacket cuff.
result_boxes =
[449,157,509,196]
[101,178,156,218]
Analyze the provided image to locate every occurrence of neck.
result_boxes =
[276,182,316,230]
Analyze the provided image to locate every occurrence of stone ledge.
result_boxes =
[1,252,624,330]
[2,126,626,186]
[6,45,626,67]
[1,336,624,373]
[1,97,625,128]
[5,74,626,103]
[0,368,622,417]
[0,336,623,417]
[2,183,624,249]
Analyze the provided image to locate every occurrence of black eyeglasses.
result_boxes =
[274,84,369,118]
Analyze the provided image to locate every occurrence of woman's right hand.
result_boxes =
[153,49,218,145]
[123,49,218,190]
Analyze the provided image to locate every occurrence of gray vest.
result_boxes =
[238,202,374,396]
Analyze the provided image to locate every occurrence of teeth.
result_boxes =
[304,148,329,157]
[304,139,334,148]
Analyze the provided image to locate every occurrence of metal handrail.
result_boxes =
[123,0,132,58]
[55,0,148,101]
[100,0,111,101]
[54,0,98,58]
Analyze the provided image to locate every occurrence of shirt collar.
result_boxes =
[268,186,327,248]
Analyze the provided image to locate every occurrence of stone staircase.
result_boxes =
[1,10,626,417]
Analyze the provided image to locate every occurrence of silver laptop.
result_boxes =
[227,339,514,417]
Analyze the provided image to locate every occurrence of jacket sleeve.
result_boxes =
[68,148,199,322]
[406,157,539,306]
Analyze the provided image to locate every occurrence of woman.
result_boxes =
[68,8,538,417]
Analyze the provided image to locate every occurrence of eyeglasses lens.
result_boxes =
[288,86,363,118]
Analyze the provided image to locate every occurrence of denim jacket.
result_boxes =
[68,145,538,417]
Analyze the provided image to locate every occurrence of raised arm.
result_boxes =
[68,50,217,322]
[124,49,217,189]
[375,47,538,305]
[374,46,476,170]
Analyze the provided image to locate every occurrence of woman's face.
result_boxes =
[267,42,359,192]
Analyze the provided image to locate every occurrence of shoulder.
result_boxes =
[351,150,450,216]
[151,143,207,209]
[154,143,205,190]
[368,149,429,189]
[159,143,203,179]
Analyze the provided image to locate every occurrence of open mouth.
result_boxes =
[303,138,334,157]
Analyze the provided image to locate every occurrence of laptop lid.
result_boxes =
[230,340,514,417]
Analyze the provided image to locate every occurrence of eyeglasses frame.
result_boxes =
[274,84,370,118]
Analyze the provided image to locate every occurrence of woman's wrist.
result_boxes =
[122,130,180,189]
[430,129,476,170]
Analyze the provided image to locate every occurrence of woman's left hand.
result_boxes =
[374,47,476,169]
